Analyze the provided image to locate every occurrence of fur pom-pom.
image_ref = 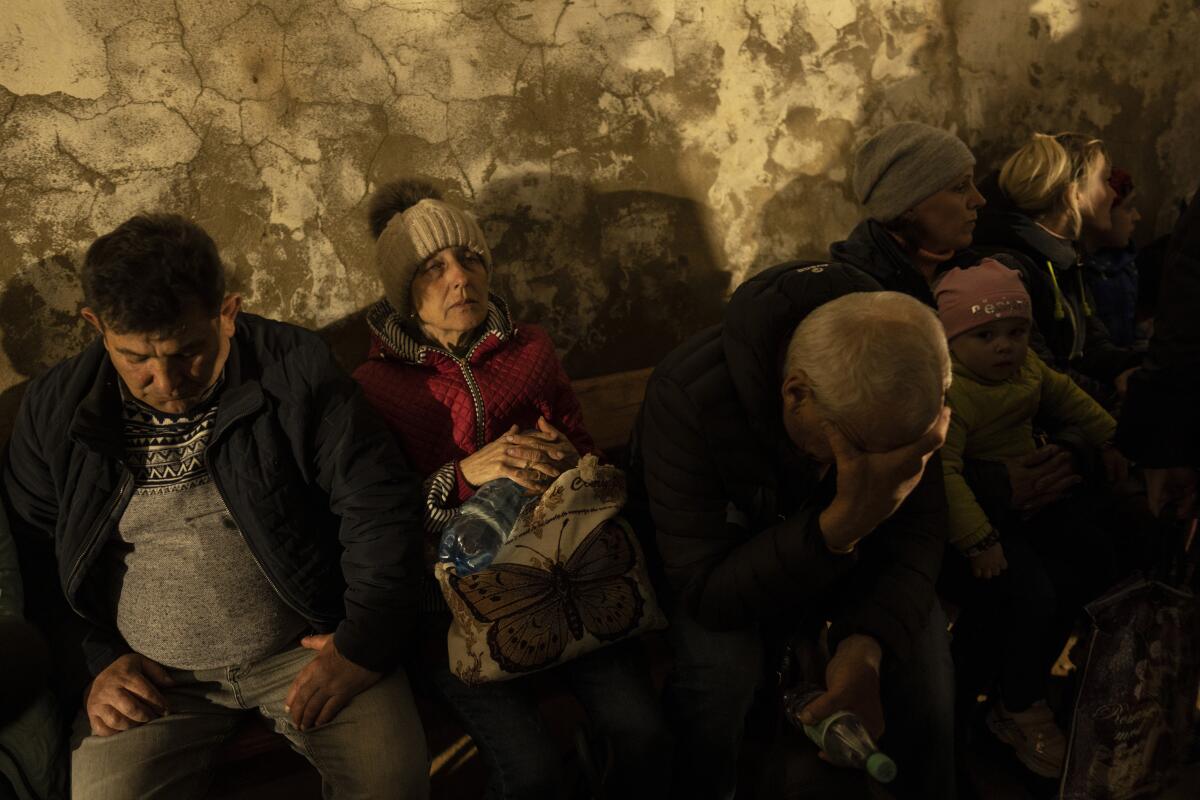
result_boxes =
[368,179,442,238]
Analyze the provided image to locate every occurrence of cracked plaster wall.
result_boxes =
[1,0,1197,441]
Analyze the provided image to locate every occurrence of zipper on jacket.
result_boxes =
[449,353,488,450]
[450,333,494,449]
[379,334,495,450]
[65,472,133,621]
[205,458,332,623]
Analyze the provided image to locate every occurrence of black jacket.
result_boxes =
[2,314,424,676]
[831,219,1056,360]
[973,177,1140,386]
[1118,191,1200,466]
[629,261,947,662]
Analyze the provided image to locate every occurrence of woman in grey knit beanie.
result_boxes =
[830,121,986,302]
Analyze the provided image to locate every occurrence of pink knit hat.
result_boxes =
[934,259,1031,339]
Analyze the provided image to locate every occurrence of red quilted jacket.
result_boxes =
[353,297,596,532]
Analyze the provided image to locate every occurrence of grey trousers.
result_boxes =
[70,645,429,800]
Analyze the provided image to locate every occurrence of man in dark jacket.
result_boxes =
[1,215,429,799]
[631,261,956,799]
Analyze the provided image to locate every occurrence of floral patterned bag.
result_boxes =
[434,455,667,685]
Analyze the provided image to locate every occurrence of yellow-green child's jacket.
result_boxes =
[943,350,1115,554]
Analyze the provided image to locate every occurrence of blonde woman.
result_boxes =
[973,133,1141,400]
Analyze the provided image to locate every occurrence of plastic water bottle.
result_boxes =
[438,478,531,574]
[783,687,898,784]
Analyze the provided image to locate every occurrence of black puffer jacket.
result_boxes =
[629,262,948,661]
[2,314,424,675]
[1118,191,1200,466]
[973,176,1140,385]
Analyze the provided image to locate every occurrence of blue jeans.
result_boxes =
[432,640,671,799]
[664,604,956,800]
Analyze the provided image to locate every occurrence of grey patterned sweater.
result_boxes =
[101,383,306,670]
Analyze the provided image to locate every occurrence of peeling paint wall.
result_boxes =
[1,0,1196,440]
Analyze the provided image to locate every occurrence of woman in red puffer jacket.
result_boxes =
[353,180,669,800]
[353,181,596,535]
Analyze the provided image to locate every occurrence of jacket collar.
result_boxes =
[975,173,1079,272]
[68,340,126,460]
[211,322,265,443]
[831,219,932,302]
[366,294,515,365]
[830,219,984,307]
[1003,215,1079,272]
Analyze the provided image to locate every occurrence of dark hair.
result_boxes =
[82,214,225,334]
[368,179,441,239]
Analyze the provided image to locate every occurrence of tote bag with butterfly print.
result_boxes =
[434,455,667,685]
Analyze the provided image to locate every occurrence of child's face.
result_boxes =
[950,317,1030,381]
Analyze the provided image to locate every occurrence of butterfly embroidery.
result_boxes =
[447,518,645,674]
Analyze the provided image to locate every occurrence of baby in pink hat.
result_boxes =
[934,258,1127,778]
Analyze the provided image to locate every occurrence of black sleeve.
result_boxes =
[303,344,425,673]
[81,628,132,677]
[1117,193,1200,466]
[1,390,59,543]
[826,453,947,663]
[1074,298,1141,383]
[3,388,133,679]
[639,375,858,631]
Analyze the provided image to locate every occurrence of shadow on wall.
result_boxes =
[478,172,729,381]
[944,0,1194,241]
[753,173,864,274]
[0,255,93,444]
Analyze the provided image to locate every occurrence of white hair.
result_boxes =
[784,291,950,449]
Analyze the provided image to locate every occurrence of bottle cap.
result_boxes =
[866,752,897,784]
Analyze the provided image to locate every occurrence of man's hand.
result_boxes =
[797,634,885,745]
[1145,466,1199,520]
[85,653,174,737]
[818,407,950,551]
[969,542,1008,580]
[284,634,381,730]
[459,424,568,492]
[1004,445,1080,513]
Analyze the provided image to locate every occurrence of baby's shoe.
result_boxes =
[986,700,1067,778]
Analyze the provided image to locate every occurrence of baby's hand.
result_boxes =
[969,542,1007,580]
[1100,444,1129,486]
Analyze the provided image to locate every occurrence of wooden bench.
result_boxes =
[210,366,657,799]
[571,367,654,455]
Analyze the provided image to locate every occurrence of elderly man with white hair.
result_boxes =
[629,261,956,799]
